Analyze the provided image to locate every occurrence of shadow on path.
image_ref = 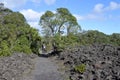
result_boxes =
[38,51,61,58]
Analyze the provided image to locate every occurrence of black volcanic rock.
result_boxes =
[57,44,120,80]
[0,53,37,80]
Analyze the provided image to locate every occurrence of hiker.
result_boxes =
[42,42,46,53]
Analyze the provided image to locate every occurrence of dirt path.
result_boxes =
[23,55,65,80]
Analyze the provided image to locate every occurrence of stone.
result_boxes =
[0,53,36,80]
[57,44,120,80]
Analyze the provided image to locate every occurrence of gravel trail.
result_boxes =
[23,55,64,80]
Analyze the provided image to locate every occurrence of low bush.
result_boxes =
[74,64,86,73]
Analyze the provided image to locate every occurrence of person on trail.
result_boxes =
[42,42,46,53]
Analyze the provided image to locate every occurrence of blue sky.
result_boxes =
[1,0,120,34]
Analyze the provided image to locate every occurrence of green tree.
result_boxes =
[3,12,26,26]
[0,40,11,56]
[78,30,110,45]
[56,8,81,35]
[40,11,55,37]
[110,33,120,46]
[0,7,42,56]
[39,8,81,51]
[39,8,81,37]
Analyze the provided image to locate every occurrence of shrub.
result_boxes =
[12,36,32,54]
[74,64,86,73]
[0,40,11,56]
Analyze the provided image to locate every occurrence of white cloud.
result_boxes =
[20,9,44,29]
[0,0,27,9]
[86,14,99,20]
[75,2,120,21]
[94,3,104,13]
[106,1,120,10]
[107,14,120,20]
[94,1,120,13]
[29,21,40,29]
[44,0,56,5]
[0,0,56,9]
[31,0,41,4]
[20,9,43,21]
[74,14,105,21]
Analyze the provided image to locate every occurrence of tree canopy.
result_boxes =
[39,8,81,51]
[39,8,81,37]
[0,7,41,56]
[0,6,120,56]
[39,8,120,51]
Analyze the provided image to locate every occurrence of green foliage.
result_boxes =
[110,33,120,46]
[39,8,81,37]
[28,27,41,54]
[53,34,65,50]
[74,64,86,73]
[41,8,120,52]
[0,7,41,56]
[51,30,120,51]
[36,8,120,52]
[0,40,11,56]
[40,11,55,37]
[39,8,81,51]
[13,36,32,54]
[78,30,111,45]
[0,6,120,56]
[30,37,41,54]
[3,12,26,26]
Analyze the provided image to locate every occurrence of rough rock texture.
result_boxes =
[0,52,65,80]
[0,53,37,80]
[57,44,120,80]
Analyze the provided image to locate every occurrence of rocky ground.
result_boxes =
[57,44,120,80]
[0,52,65,80]
[0,53,37,80]
[0,44,120,80]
